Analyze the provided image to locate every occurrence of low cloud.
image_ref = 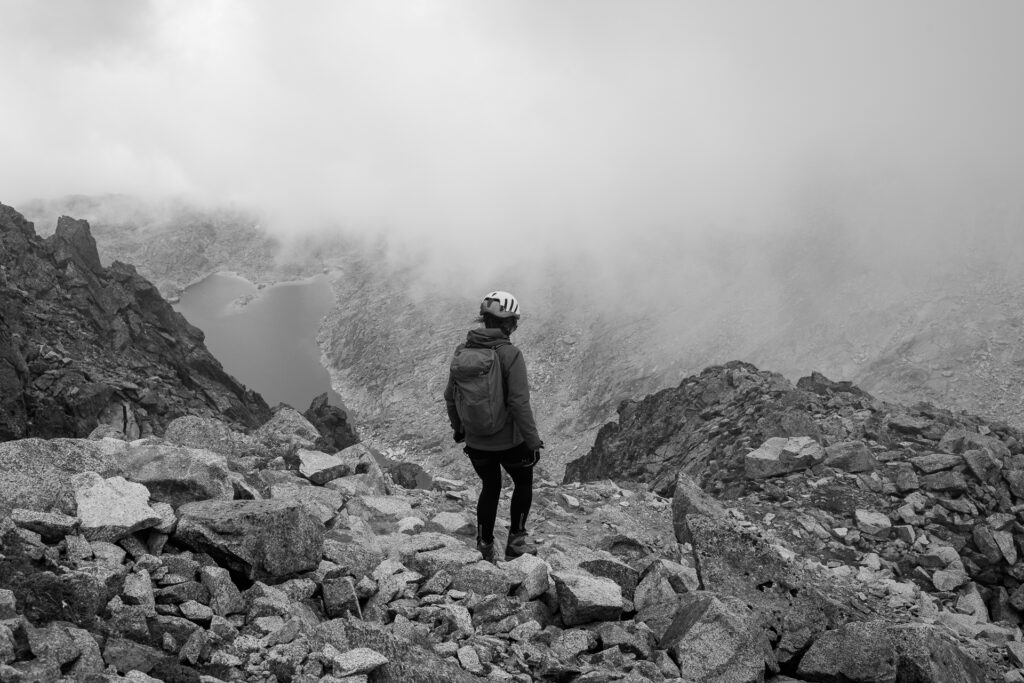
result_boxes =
[2,0,1022,282]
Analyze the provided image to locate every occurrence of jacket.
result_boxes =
[444,327,542,451]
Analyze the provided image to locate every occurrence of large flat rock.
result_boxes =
[269,482,346,523]
[744,436,825,479]
[297,449,349,485]
[117,442,234,508]
[347,495,414,534]
[0,438,124,515]
[163,415,265,460]
[552,571,623,626]
[73,472,160,542]
[174,500,325,580]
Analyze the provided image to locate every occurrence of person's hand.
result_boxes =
[525,441,543,467]
[453,430,465,443]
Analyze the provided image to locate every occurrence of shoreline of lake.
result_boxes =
[172,272,343,410]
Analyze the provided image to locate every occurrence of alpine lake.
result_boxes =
[172,272,342,410]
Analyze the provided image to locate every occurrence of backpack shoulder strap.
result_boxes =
[492,343,514,404]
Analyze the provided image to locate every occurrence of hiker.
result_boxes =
[444,290,544,562]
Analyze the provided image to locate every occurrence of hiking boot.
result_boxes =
[504,531,537,560]
[477,541,496,563]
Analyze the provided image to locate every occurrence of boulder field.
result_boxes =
[1,391,1022,682]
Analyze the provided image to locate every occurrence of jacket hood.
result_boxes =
[466,327,510,348]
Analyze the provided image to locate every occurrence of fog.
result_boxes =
[3,0,1023,289]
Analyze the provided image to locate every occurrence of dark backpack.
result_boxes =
[450,345,508,435]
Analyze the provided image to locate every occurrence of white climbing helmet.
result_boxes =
[480,291,521,319]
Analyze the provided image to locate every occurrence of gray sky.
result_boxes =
[2,0,1022,263]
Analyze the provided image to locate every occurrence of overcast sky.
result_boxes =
[2,0,1022,260]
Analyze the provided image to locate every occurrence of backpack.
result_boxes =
[449,345,508,435]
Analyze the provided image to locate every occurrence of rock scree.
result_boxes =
[0,387,1016,681]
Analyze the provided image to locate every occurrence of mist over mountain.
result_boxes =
[19,194,1024,481]
[7,2,1024,468]
[4,2,1023,272]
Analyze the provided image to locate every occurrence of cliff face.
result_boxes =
[0,203,271,441]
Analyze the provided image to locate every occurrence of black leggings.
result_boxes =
[466,443,534,545]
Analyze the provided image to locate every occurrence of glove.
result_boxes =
[523,441,543,468]
[527,449,541,467]
[453,430,465,443]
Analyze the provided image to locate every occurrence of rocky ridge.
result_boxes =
[0,203,271,441]
[0,397,1021,681]
[567,361,1024,675]
[19,196,284,299]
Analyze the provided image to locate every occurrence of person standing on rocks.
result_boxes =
[445,290,544,562]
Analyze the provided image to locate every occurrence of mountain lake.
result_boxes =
[173,272,344,410]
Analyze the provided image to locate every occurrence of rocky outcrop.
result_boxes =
[560,361,1024,678]
[579,364,1024,607]
[303,392,359,453]
[0,203,270,441]
[564,361,1022,496]
[563,362,864,491]
[20,194,282,299]
[254,405,323,452]
[673,472,861,665]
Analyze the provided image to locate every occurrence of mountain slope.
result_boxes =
[22,195,1024,477]
[565,360,1024,660]
[0,203,271,440]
